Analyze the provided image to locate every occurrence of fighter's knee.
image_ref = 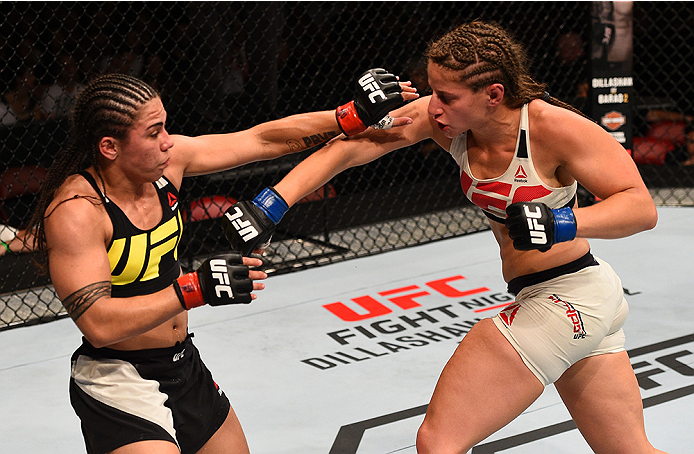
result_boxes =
[416,421,435,454]
[417,419,473,454]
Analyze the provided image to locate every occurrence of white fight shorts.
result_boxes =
[492,252,628,386]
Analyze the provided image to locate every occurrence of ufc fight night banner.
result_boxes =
[590,1,634,152]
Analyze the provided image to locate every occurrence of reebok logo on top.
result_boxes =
[514,165,528,182]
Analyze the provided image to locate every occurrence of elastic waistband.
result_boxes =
[507,251,598,296]
[73,333,194,363]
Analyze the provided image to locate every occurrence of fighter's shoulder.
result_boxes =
[54,173,98,199]
[528,100,602,146]
[528,100,593,132]
[394,95,444,140]
[47,174,105,221]
[398,95,431,119]
[528,100,618,165]
[404,95,452,149]
[44,176,112,264]
[164,134,196,186]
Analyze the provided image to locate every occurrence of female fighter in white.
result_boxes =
[228,21,666,454]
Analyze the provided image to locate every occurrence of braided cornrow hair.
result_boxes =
[424,20,588,118]
[26,74,159,268]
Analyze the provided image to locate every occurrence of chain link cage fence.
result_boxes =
[1,2,692,329]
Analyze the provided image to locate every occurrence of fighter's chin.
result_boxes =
[437,122,457,139]
[441,126,459,139]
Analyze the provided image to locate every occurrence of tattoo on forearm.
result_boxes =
[286,139,302,151]
[62,281,111,321]
[298,130,339,149]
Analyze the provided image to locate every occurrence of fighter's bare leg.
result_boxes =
[196,405,250,454]
[110,440,179,453]
[416,318,545,454]
[555,351,668,454]
[108,406,249,454]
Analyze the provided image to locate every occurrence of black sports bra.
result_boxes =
[80,171,183,297]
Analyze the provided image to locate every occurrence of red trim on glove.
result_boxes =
[336,101,367,136]
[175,273,206,310]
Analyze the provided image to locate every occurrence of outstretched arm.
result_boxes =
[170,70,419,181]
[225,96,439,255]
[275,96,436,207]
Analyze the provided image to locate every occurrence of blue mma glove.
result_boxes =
[505,202,577,252]
[224,187,288,256]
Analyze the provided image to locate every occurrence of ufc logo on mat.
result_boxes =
[358,73,386,103]
[225,207,258,242]
[210,259,234,298]
[523,205,548,245]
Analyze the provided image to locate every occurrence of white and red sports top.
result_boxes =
[448,103,577,223]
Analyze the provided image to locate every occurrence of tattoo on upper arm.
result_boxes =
[62,281,111,321]
[299,130,339,149]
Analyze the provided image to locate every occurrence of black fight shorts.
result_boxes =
[69,334,230,454]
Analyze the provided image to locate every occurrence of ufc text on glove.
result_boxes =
[336,68,404,136]
[174,253,253,310]
[224,187,288,256]
[505,202,577,252]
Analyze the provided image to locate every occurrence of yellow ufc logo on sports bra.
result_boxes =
[107,213,182,286]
